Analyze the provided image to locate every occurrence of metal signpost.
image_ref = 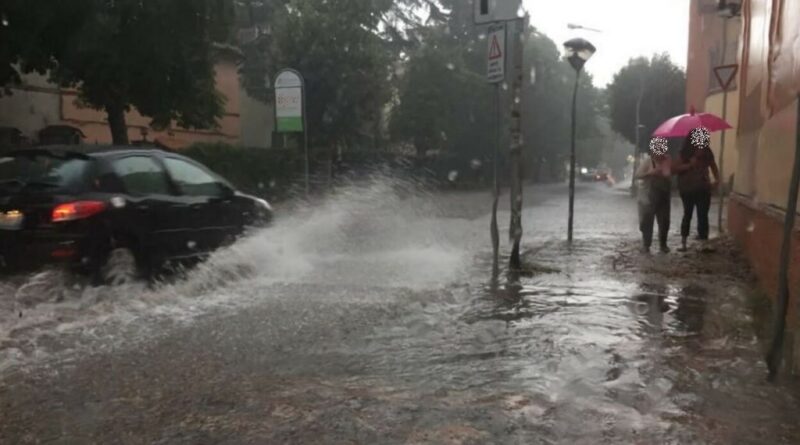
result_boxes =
[713,63,738,233]
[476,0,523,271]
[486,22,506,273]
[274,69,309,197]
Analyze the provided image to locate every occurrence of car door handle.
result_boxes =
[136,204,149,210]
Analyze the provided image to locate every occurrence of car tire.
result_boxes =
[98,247,139,286]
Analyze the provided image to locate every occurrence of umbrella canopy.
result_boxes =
[652,107,732,138]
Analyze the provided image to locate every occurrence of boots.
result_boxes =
[677,236,688,252]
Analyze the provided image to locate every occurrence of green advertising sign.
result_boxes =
[276,116,303,132]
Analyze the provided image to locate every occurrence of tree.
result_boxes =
[1,0,233,144]
[256,0,393,151]
[522,29,601,182]
[389,25,492,159]
[607,54,686,152]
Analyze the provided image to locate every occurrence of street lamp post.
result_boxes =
[631,82,645,196]
[563,37,596,244]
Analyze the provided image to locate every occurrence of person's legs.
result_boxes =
[639,201,655,252]
[679,191,695,251]
[656,191,672,252]
[696,189,712,239]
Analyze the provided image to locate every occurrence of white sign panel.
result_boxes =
[487,24,505,84]
[475,0,522,24]
[276,88,302,118]
[274,69,304,132]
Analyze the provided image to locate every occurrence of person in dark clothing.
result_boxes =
[636,137,673,253]
[674,127,720,251]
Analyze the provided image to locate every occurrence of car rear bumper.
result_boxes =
[0,229,95,272]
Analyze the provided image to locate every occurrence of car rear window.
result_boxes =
[0,153,90,193]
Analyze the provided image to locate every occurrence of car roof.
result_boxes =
[8,144,178,159]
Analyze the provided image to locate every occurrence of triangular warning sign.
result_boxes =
[489,35,503,60]
[713,64,738,91]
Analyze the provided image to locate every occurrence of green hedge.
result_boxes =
[183,143,305,201]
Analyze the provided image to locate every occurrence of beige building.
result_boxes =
[688,0,800,372]
[0,49,273,149]
[686,0,742,190]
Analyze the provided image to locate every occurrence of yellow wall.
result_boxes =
[734,98,799,208]
[0,60,263,149]
[0,72,61,140]
[239,89,273,149]
[61,60,241,148]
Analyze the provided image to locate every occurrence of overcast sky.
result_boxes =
[524,0,691,86]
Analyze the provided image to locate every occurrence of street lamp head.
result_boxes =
[563,38,596,72]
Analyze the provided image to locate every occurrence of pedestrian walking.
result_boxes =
[674,127,720,251]
[636,137,673,253]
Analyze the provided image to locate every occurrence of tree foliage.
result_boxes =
[389,24,492,158]
[238,0,401,151]
[390,19,603,179]
[522,29,602,181]
[607,54,686,151]
[1,0,234,144]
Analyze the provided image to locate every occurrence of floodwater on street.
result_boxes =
[1,180,799,444]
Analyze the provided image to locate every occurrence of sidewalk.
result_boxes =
[603,235,800,443]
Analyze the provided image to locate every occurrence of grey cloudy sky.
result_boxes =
[524,0,691,86]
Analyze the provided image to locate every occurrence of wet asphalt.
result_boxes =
[1,181,799,444]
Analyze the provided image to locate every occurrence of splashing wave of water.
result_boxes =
[0,177,474,373]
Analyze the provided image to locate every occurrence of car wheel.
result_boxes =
[99,247,139,286]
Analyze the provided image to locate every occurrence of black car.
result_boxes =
[0,145,273,283]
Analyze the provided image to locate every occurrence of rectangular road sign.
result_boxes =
[487,23,506,84]
[475,0,522,24]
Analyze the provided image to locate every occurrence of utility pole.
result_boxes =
[508,17,525,269]
[475,0,524,270]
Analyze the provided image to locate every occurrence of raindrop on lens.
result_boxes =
[446,63,455,70]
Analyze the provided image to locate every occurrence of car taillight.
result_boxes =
[52,201,107,222]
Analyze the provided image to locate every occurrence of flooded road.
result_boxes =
[1,181,799,444]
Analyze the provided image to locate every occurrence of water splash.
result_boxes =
[0,176,471,373]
